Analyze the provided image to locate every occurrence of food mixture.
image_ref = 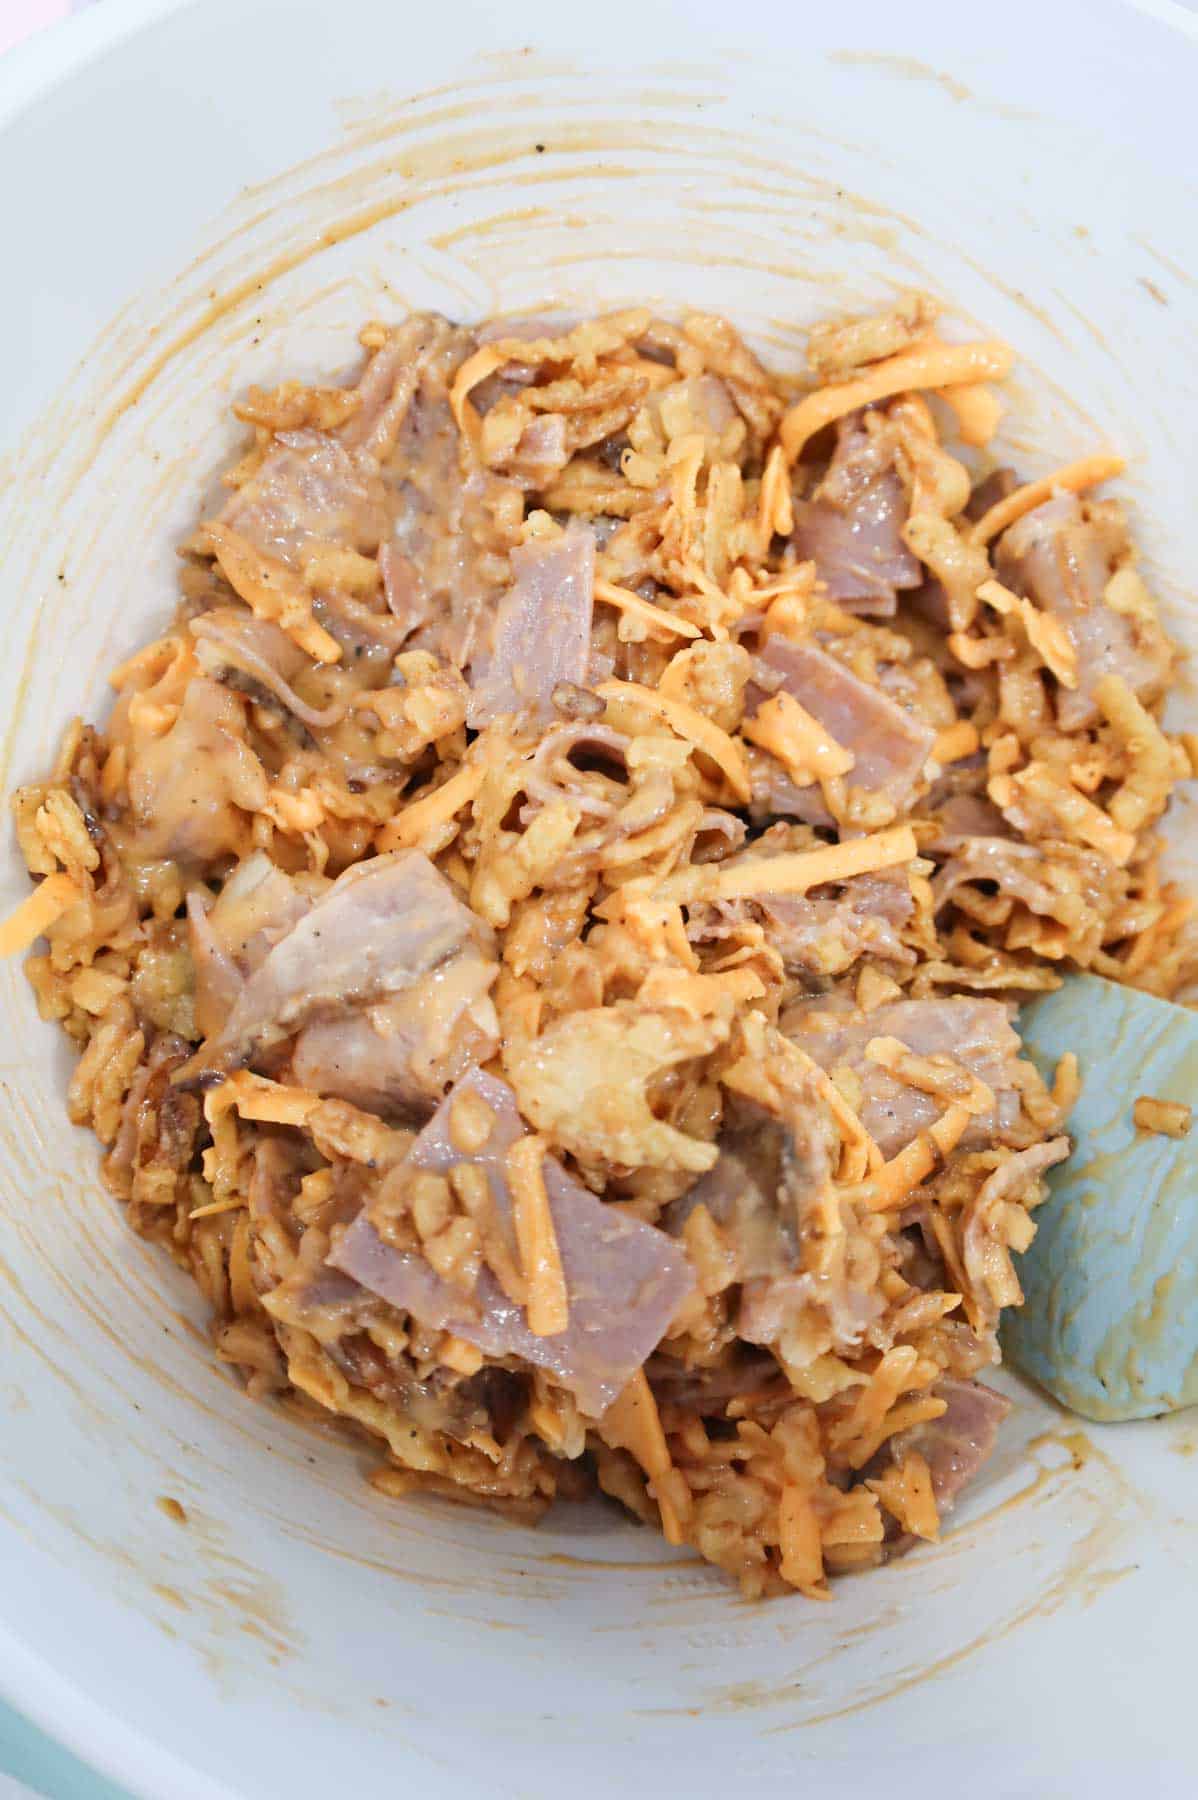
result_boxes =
[6,298,1192,1596]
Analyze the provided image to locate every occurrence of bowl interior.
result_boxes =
[1,3,1196,1795]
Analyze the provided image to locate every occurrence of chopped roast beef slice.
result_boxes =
[201,849,496,1070]
[379,323,523,671]
[187,852,315,1039]
[929,833,1121,941]
[327,1068,695,1418]
[191,608,349,729]
[994,494,1171,728]
[751,636,934,820]
[890,1376,1011,1510]
[218,429,392,567]
[667,1087,836,1279]
[338,314,456,462]
[666,1033,885,1354]
[790,412,921,616]
[688,868,914,977]
[647,1350,784,1416]
[290,944,499,1118]
[963,467,1018,523]
[467,529,596,726]
[925,787,1011,849]
[119,677,268,867]
[781,995,1023,1157]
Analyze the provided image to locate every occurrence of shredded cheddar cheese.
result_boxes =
[656,824,918,905]
[742,691,854,788]
[506,1135,569,1338]
[780,340,1014,462]
[593,578,701,640]
[778,1485,829,1597]
[602,1369,688,1545]
[376,762,485,853]
[0,873,82,956]
[932,720,981,766]
[934,382,1002,447]
[967,454,1126,546]
[977,578,1078,688]
[448,343,509,433]
[205,523,343,664]
[866,1103,974,1213]
[636,964,766,1017]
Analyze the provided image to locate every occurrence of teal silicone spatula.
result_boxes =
[1003,973,1198,1421]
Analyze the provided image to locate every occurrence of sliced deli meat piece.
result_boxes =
[889,1377,1010,1511]
[688,867,914,977]
[291,946,500,1118]
[190,608,350,729]
[790,412,921,616]
[203,849,496,1068]
[994,494,1172,728]
[782,995,1024,1158]
[187,852,315,1038]
[467,529,595,726]
[328,1068,696,1416]
[752,637,934,816]
[218,429,392,567]
[667,1023,886,1355]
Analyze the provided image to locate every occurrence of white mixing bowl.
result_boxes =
[1,2,1195,1794]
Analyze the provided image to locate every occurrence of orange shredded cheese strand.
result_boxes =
[206,524,342,664]
[757,443,795,539]
[977,579,1078,688]
[205,1070,322,1128]
[934,382,1002,447]
[866,1103,973,1212]
[778,1485,829,1597]
[783,1038,884,1175]
[932,720,980,765]
[107,634,191,694]
[448,343,509,433]
[780,340,1014,462]
[657,824,918,905]
[506,1135,569,1338]
[596,679,752,803]
[377,762,485,853]
[742,690,855,786]
[967,454,1126,546]
[0,873,82,957]
[593,578,700,640]
[866,1449,940,1541]
[602,1370,687,1544]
